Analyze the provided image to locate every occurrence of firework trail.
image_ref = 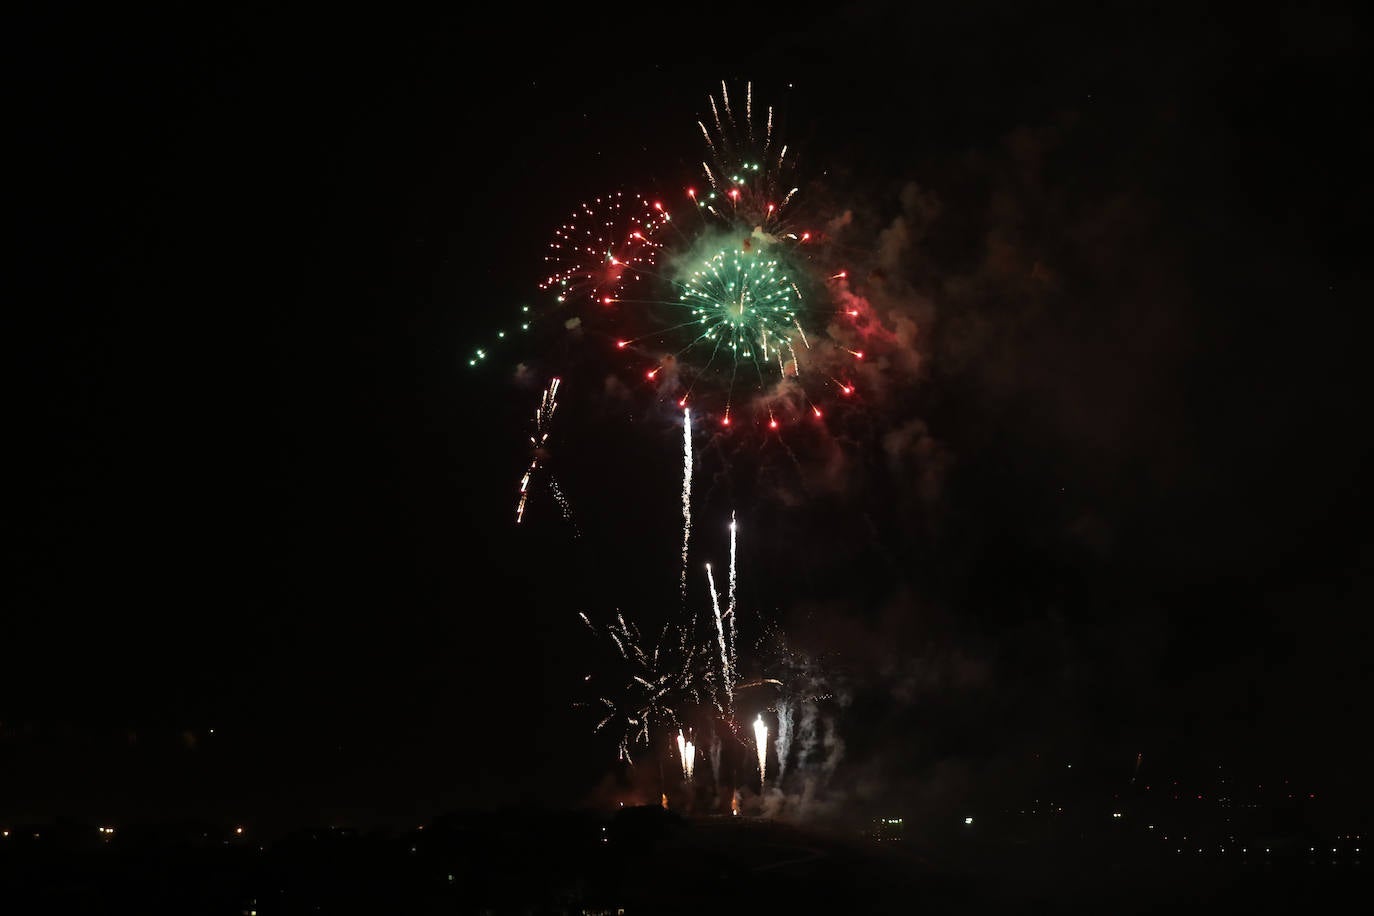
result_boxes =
[754,715,769,787]
[726,512,738,682]
[680,408,693,597]
[705,563,732,709]
[515,377,561,524]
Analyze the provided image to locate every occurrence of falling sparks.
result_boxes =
[582,611,702,764]
[549,477,578,535]
[515,378,561,524]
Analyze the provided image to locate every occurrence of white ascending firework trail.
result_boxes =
[726,512,738,683]
[677,729,695,781]
[706,563,731,708]
[680,409,693,597]
[754,715,768,786]
[515,377,561,524]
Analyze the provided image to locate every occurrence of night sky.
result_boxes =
[10,5,1371,832]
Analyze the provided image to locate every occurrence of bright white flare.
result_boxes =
[754,715,768,785]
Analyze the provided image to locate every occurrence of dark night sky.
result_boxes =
[8,5,1371,831]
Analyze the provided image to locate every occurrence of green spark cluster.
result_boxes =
[677,246,803,375]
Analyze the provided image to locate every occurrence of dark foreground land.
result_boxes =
[0,809,1363,914]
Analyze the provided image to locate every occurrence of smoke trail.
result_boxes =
[774,700,793,783]
[706,563,731,708]
[710,729,722,785]
[680,409,693,599]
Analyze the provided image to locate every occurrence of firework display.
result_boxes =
[473,80,867,426]
[504,83,849,816]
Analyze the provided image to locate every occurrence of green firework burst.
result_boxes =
[677,246,805,380]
